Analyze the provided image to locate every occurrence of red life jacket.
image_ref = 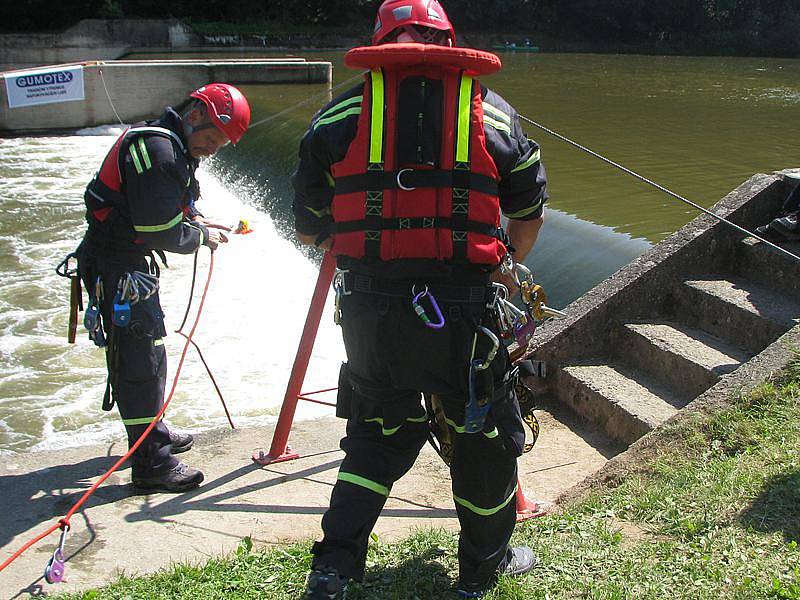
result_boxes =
[330,43,506,265]
[84,126,191,250]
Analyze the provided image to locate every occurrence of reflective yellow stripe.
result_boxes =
[122,416,159,426]
[137,138,152,170]
[318,95,363,121]
[444,417,498,439]
[482,102,511,125]
[154,338,164,346]
[369,70,385,165]
[454,483,517,517]
[306,205,332,219]
[365,412,428,436]
[313,107,362,131]
[129,145,144,175]
[338,471,390,496]
[456,75,474,164]
[504,198,544,220]
[483,115,511,135]
[134,212,184,233]
[511,149,541,174]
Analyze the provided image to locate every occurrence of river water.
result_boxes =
[0,51,798,455]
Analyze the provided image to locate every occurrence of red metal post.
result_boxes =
[253,252,337,465]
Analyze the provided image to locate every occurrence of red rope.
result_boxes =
[0,251,215,575]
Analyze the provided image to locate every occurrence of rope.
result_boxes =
[518,114,800,264]
[98,66,125,126]
[174,249,235,429]
[0,250,216,576]
[248,73,363,129]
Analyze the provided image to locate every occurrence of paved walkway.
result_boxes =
[0,404,615,599]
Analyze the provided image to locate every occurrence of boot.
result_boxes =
[132,462,204,493]
[456,546,537,598]
[169,430,194,454]
[303,566,348,600]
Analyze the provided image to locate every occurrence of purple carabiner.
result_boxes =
[412,288,446,329]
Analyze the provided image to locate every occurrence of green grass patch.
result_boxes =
[59,358,800,599]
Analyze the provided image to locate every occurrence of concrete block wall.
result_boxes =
[0,59,332,133]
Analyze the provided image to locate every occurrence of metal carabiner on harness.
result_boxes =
[411,285,445,330]
[464,326,501,433]
[84,277,107,347]
[332,269,350,326]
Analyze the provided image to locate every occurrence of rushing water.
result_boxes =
[1,51,798,454]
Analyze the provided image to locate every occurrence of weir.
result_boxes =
[0,58,332,133]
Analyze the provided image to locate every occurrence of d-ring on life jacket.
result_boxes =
[330,42,507,265]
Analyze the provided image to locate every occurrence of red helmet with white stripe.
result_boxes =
[190,83,251,146]
[372,0,456,46]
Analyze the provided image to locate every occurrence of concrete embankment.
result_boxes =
[528,169,800,449]
[0,58,332,133]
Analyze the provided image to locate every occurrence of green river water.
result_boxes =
[0,50,797,454]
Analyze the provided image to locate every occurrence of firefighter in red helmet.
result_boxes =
[76,83,250,492]
[293,1,546,597]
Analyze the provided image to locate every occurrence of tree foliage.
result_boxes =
[2,0,799,57]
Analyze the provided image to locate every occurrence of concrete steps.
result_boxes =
[680,278,800,354]
[560,364,681,445]
[618,321,752,400]
[736,238,800,297]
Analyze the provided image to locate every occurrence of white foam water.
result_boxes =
[0,134,344,455]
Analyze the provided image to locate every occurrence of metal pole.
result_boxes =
[253,252,337,465]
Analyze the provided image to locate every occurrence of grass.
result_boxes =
[59,357,800,599]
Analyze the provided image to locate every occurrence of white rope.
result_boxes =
[98,67,125,126]
[519,114,800,263]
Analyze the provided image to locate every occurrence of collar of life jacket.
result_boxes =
[345,42,502,76]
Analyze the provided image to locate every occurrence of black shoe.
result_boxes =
[132,462,204,493]
[169,431,194,454]
[456,546,537,598]
[304,567,348,599]
[771,213,800,241]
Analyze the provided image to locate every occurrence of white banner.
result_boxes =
[5,65,85,109]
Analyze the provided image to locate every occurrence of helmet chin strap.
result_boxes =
[182,108,216,139]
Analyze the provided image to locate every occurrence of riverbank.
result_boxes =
[0,402,613,597]
[49,357,800,600]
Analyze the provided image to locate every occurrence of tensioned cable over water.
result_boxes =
[518,114,800,264]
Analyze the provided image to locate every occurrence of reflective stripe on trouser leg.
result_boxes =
[100,279,175,477]
[450,423,518,587]
[314,416,429,581]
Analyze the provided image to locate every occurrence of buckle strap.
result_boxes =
[333,216,503,239]
[334,169,499,196]
[341,272,491,304]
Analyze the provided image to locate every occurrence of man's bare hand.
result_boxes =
[194,216,232,232]
[206,229,229,251]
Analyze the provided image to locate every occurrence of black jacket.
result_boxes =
[83,108,208,260]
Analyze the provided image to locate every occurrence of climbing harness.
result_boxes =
[518,114,800,265]
[412,286,445,330]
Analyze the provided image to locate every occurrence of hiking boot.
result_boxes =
[169,431,194,454]
[771,213,800,241]
[456,546,537,598]
[131,462,204,493]
[303,566,348,599]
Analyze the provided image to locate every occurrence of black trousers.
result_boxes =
[312,288,525,587]
[81,255,177,477]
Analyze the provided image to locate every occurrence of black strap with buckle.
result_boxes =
[334,169,499,196]
[340,271,494,304]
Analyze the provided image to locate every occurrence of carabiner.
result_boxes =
[471,326,500,371]
[412,286,445,330]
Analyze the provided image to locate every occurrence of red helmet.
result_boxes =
[190,83,251,146]
[372,0,456,46]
